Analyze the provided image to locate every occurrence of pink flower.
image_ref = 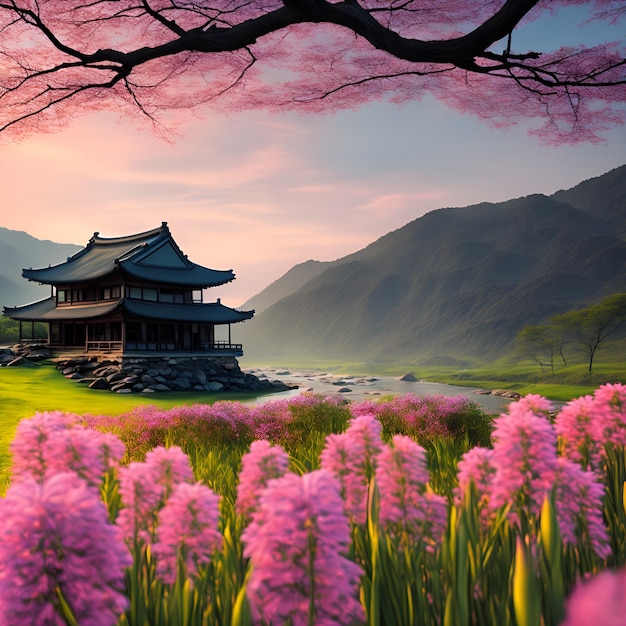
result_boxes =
[320,414,383,525]
[236,440,289,518]
[561,568,626,626]
[553,457,611,560]
[376,435,447,548]
[591,383,626,447]
[242,470,364,626]
[10,411,80,481]
[0,472,131,625]
[154,482,222,585]
[507,394,553,419]
[455,446,495,519]
[10,411,125,487]
[490,404,558,525]
[117,445,194,544]
[555,395,600,469]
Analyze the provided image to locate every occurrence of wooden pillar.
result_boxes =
[121,314,126,353]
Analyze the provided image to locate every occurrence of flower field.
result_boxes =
[0,386,625,625]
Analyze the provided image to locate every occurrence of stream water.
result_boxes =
[245,367,522,413]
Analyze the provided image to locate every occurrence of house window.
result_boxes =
[143,288,157,301]
[126,322,142,342]
[160,288,174,303]
[127,286,142,299]
[57,290,67,303]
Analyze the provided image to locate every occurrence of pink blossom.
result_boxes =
[376,435,447,548]
[10,411,125,487]
[236,440,290,518]
[561,568,626,626]
[0,472,131,625]
[117,445,194,544]
[454,446,495,517]
[320,413,383,525]
[490,403,558,525]
[507,394,553,419]
[10,411,80,481]
[591,383,626,447]
[351,393,472,440]
[554,395,600,469]
[153,482,222,585]
[553,457,611,560]
[242,470,364,626]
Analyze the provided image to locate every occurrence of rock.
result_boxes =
[115,388,132,394]
[7,357,39,367]
[206,381,224,392]
[106,371,126,384]
[492,389,522,398]
[89,378,109,390]
[170,377,192,391]
[400,373,418,382]
[154,384,171,392]
[337,387,352,393]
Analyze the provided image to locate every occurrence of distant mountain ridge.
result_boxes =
[239,165,626,363]
[0,228,81,308]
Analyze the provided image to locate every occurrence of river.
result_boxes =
[245,367,522,413]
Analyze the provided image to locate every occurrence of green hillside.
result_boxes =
[239,165,626,364]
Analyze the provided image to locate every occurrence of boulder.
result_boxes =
[89,378,109,390]
[400,373,418,382]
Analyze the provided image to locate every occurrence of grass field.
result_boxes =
[3,354,624,488]
[0,363,263,488]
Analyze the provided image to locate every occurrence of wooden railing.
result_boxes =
[86,341,123,352]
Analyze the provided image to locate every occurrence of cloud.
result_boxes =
[0,95,624,307]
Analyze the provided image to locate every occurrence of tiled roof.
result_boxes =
[3,297,254,324]
[21,223,235,287]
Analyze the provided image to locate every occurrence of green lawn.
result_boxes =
[0,363,263,489]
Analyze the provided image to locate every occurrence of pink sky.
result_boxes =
[0,99,624,307]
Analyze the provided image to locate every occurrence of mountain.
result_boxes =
[241,259,333,314]
[0,228,81,308]
[238,165,626,364]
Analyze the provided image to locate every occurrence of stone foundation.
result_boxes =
[54,354,296,394]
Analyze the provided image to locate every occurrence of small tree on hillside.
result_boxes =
[560,293,626,373]
[516,325,558,373]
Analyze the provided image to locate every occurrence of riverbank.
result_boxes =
[245,367,520,413]
[240,358,625,402]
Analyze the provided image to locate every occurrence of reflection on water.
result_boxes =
[243,368,519,414]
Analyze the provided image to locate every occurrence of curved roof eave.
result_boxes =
[3,298,122,321]
[122,299,254,324]
[119,261,235,287]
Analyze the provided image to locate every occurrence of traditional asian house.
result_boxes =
[3,223,254,356]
